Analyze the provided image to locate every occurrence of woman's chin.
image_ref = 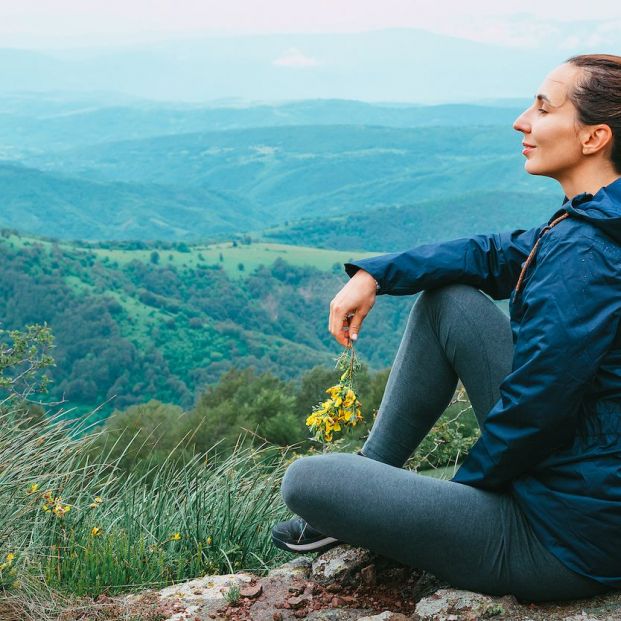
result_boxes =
[524,160,545,176]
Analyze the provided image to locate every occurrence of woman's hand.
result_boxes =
[329,269,377,347]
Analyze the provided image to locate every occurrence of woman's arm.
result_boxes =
[329,226,543,345]
[345,226,544,299]
[451,231,621,491]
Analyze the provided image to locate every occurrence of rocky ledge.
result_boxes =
[106,545,621,621]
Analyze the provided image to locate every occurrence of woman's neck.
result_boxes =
[559,161,621,200]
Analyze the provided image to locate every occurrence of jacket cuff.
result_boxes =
[344,258,387,294]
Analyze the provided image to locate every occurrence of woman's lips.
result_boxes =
[522,144,536,156]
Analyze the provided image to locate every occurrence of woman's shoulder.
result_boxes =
[542,214,621,261]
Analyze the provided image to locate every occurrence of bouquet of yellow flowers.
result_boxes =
[306,346,363,443]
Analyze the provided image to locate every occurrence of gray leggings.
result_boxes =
[281,284,612,602]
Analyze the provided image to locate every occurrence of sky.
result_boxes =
[2,0,621,49]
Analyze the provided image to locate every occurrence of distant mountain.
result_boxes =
[0,161,265,240]
[22,124,558,230]
[0,95,526,156]
[262,191,563,252]
[0,28,602,103]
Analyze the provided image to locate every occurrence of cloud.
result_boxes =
[272,47,319,68]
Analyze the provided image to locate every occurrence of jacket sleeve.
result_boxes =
[345,226,544,300]
[451,232,621,491]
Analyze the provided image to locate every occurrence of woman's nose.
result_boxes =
[513,109,530,133]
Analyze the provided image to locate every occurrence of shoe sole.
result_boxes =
[272,534,339,553]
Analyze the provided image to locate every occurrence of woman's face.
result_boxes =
[513,63,585,181]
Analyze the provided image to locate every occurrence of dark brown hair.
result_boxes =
[565,54,621,173]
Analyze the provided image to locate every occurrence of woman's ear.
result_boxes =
[581,124,614,156]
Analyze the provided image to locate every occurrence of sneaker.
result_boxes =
[271,517,339,554]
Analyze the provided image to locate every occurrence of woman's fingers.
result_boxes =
[348,310,367,342]
[328,270,377,346]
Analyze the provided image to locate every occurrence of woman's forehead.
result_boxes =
[535,64,581,108]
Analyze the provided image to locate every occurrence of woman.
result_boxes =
[272,54,621,602]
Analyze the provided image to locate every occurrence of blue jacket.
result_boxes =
[346,177,621,587]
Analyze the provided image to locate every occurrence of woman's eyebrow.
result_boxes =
[535,94,551,103]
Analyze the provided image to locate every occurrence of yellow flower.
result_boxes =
[317,400,332,414]
[343,389,356,408]
[5,553,15,564]
[42,490,54,502]
[52,503,71,518]
[41,503,51,513]
[325,385,341,398]
[207,536,213,545]
[89,496,103,509]
[91,527,102,537]
[27,483,39,495]
[170,532,181,541]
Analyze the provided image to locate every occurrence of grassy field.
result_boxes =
[3,233,378,279]
[92,242,377,278]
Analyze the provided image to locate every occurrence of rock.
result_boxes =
[288,595,310,609]
[357,613,412,621]
[239,584,263,599]
[360,565,376,587]
[312,545,374,586]
[123,572,253,621]
[306,610,374,620]
[415,589,506,621]
[269,556,313,580]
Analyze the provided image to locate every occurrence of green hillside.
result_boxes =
[21,124,558,230]
[262,190,563,251]
[0,231,410,419]
[0,161,265,239]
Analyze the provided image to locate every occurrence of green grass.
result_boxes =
[91,242,377,279]
[4,232,378,279]
[1,405,294,609]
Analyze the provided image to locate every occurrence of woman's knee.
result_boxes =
[281,455,324,514]
[416,284,484,317]
[281,454,351,516]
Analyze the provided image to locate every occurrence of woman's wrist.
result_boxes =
[353,269,380,293]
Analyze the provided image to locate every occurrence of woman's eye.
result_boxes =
[537,108,548,114]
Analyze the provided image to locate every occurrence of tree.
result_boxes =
[0,324,55,402]
[91,400,190,477]
[188,368,306,455]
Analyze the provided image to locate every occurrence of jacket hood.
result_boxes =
[555,176,621,244]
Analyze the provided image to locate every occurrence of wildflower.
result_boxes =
[91,527,102,537]
[307,346,364,443]
[207,536,213,545]
[0,552,15,571]
[343,389,356,408]
[170,532,181,541]
[50,497,71,518]
[27,483,39,495]
[89,496,103,509]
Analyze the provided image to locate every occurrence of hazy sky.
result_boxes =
[2,0,621,48]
